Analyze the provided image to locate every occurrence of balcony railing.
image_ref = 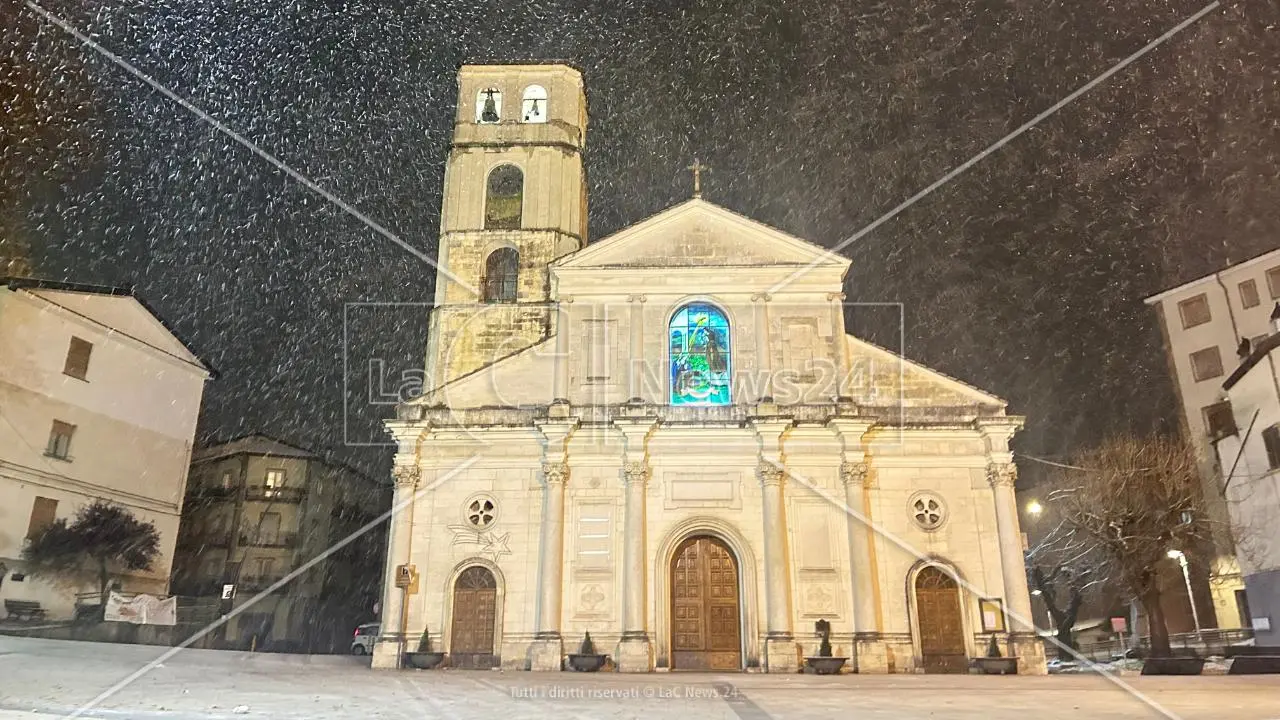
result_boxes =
[238,532,298,548]
[238,574,289,591]
[186,485,239,501]
[244,486,305,503]
[176,532,233,549]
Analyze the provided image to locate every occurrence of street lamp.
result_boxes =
[1167,549,1203,642]
[1026,499,1044,516]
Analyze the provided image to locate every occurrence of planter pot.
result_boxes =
[1141,657,1204,676]
[803,656,848,675]
[405,651,446,670]
[567,653,608,672]
[974,657,1019,675]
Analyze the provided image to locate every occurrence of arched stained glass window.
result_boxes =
[485,165,523,229]
[669,303,731,406]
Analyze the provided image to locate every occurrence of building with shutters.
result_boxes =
[373,63,1045,675]
[1144,249,1280,633]
[0,278,212,620]
[171,435,390,653]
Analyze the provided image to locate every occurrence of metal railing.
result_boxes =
[176,531,233,548]
[237,532,298,548]
[244,486,304,503]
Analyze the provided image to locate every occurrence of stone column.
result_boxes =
[828,292,852,401]
[614,418,656,671]
[752,418,798,672]
[552,298,573,403]
[371,422,424,670]
[751,293,773,401]
[618,461,652,670]
[830,417,885,672]
[977,417,1047,675]
[627,295,646,402]
[987,462,1035,628]
[531,420,576,671]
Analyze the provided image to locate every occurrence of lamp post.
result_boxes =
[1166,549,1202,643]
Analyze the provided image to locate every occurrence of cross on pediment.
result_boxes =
[686,158,710,198]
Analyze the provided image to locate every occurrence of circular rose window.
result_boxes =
[909,492,946,531]
[465,496,497,531]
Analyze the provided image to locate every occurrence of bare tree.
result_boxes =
[1026,518,1109,659]
[1045,433,1211,658]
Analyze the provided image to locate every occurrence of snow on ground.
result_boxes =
[1,636,1278,719]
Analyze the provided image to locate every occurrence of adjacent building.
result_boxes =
[1210,318,1280,644]
[0,278,212,619]
[170,435,390,653]
[1145,247,1280,632]
[374,63,1046,675]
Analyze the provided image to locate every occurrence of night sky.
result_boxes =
[5,0,1278,479]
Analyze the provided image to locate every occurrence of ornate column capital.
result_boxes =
[986,462,1017,488]
[757,461,785,488]
[623,461,650,486]
[826,292,847,302]
[840,461,869,488]
[626,294,647,303]
[542,462,568,486]
[392,465,420,489]
[750,292,772,303]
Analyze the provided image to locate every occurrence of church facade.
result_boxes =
[373,63,1046,675]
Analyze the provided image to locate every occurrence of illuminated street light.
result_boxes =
[1167,549,1203,642]
[1026,499,1044,516]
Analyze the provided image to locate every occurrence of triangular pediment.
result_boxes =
[845,335,1006,409]
[554,199,849,270]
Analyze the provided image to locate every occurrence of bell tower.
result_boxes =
[425,63,588,391]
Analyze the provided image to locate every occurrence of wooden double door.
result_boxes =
[450,566,498,668]
[670,535,742,671]
[915,566,968,673]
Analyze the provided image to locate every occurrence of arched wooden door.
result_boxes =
[671,535,742,671]
[450,566,498,668]
[914,566,968,673]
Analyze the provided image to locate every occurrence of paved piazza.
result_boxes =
[1,637,1277,719]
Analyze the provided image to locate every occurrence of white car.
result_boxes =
[350,623,379,655]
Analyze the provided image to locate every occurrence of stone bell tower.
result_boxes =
[425,63,588,392]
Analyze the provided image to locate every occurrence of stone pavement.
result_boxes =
[1,636,1278,719]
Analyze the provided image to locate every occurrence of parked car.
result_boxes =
[351,623,379,655]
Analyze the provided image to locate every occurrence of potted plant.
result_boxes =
[803,619,848,675]
[567,631,608,672]
[404,627,446,669]
[973,635,1019,675]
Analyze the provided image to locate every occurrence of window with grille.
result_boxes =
[1240,279,1261,309]
[1263,426,1280,469]
[1189,347,1224,382]
[26,497,57,539]
[63,336,93,380]
[45,420,75,460]
[1177,294,1211,329]
[482,248,519,303]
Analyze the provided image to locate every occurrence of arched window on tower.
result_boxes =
[484,165,523,229]
[476,88,501,124]
[483,248,519,303]
[669,303,731,406]
[521,85,548,123]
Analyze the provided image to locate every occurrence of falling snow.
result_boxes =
[3,0,1279,482]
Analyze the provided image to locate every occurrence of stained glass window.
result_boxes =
[669,303,731,406]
